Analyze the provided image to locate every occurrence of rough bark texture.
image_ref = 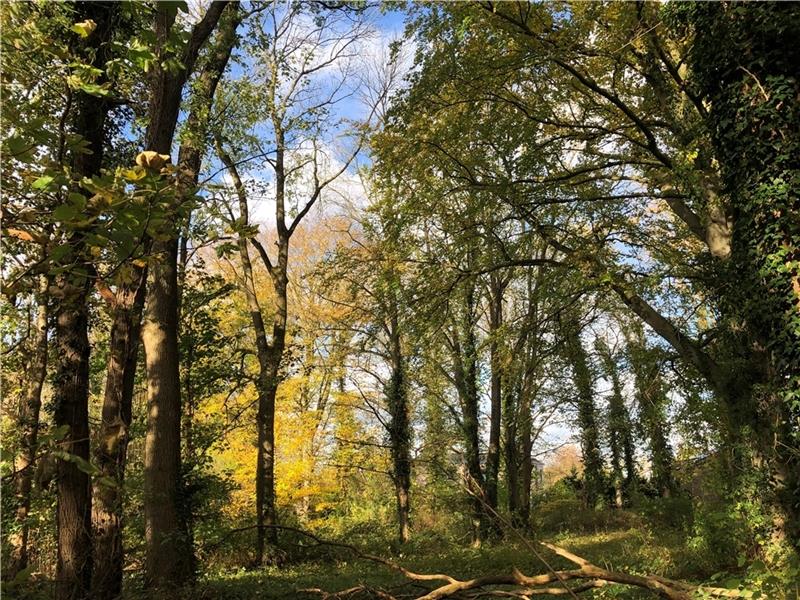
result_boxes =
[54,276,93,600]
[6,276,48,579]
[91,274,146,600]
[143,236,191,586]
[140,1,230,587]
[53,4,116,597]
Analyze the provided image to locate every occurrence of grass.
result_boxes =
[12,503,795,599]
[191,522,725,599]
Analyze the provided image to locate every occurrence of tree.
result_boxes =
[139,0,232,588]
[595,336,636,507]
[319,205,416,544]
[625,323,676,499]
[50,4,119,597]
[679,1,800,547]
[214,2,385,562]
[5,276,48,578]
[560,311,605,508]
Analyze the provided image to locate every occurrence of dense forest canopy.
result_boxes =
[1,1,798,599]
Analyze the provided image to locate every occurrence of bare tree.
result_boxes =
[214,2,392,563]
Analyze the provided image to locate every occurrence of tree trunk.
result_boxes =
[451,281,485,546]
[6,275,48,579]
[216,138,275,564]
[53,5,117,597]
[387,304,412,544]
[518,397,533,526]
[503,383,520,522]
[140,2,232,586]
[626,329,675,498]
[143,237,193,586]
[484,274,504,516]
[54,275,93,600]
[258,267,286,555]
[254,123,291,559]
[562,317,604,509]
[596,339,634,507]
[91,273,146,600]
[687,2,800,549]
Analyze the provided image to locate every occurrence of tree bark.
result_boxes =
[143,236,192,586]
[54,275,93,600]
[387,301,412,544]
[518,396,534,525]
[503,382,519,522]
[562,317,604,508]
[484,274,505,516]
[219,130,286,563]
[140,1,231,587]
[91,273,146,600]
[450,280,485,546]
[216,139,275,564]
[6,275,48,579]
[258,263,286,555]
[53,4,117,597]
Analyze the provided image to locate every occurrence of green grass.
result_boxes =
[191,524,721,600]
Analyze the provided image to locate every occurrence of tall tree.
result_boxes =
[484,272,508,517]
[385,286,412,544]
[52,4,118,597]
[596,337,636,507]
[625,325,675,498]
[561,314,604,508]
[447,277,486,545]
[139,0,230,588]
[682,1,800,547]
[215,3,384,562]
[6,275,48,579]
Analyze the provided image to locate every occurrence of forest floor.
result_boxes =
[193,519,728,599]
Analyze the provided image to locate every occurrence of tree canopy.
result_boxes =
[1,2,798,599]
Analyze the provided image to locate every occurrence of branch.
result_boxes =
[205,524,752,600]
[182,1,231,78]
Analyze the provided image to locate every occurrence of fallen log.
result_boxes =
[212,524,752,600]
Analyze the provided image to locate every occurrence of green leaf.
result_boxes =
[53,450,100,476]
[78,82,110,97]
[49,244,73,262]
[68,192,87,211]
[96,476,118,489]
[53,204,79,221]
[5,135,33,159]
[32,175,54,190]
[71,19,97,38]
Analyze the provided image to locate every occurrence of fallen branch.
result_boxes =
[209,524,752,600]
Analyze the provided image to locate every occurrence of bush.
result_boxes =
[633,494,694,531]
[535,498,642,533]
